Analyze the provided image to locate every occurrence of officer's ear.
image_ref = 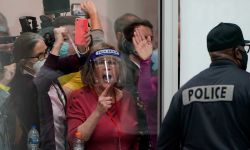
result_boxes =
[233,47,242,60]
[232,46,244,68]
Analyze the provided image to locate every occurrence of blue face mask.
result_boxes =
[59,42,69,58]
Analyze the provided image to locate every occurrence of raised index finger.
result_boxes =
[100,84,112,97]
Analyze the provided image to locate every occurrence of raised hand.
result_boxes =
[50,27,66,56]
[96,84,113,114]
[53,27,66,44]
[132,27,153,60]
[81,0,102,30]
[81,0,98,18]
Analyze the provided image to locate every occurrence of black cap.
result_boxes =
[207,22,250,52]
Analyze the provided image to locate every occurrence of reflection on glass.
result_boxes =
[0,0,160,149]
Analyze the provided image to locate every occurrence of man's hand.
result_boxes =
[132,27,153,60]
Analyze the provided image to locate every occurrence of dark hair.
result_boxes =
[81,42,126,89]
[123,19,153,42]
[13,32,43,62]
[114,13,141,33]
[52,16,78,27]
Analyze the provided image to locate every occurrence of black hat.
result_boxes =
[207,22,250,52]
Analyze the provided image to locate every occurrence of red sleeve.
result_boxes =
[66,90,86,141]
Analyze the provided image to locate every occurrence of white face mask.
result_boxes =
[33,59,46,73]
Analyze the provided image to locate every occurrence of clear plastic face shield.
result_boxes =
[89,49,121,87]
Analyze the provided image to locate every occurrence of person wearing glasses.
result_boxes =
[5,32,47,149]
[157,22,250,149]
[7,25,85,149]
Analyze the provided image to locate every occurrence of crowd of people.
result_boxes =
[0,0,158,150]
[2,0,250,150]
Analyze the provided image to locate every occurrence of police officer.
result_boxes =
[157,22,250,149]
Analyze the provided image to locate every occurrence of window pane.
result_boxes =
[0,0,161,149]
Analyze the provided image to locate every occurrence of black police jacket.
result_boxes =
[157,59,250,150]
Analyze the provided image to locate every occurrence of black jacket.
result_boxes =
[34,53,86,150]
[158,59,250,150]
[8,67,40,150]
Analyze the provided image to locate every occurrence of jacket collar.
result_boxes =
[210,59,238,68]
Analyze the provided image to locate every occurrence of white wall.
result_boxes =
[180,0,250,86]
[0,0,44,35]
[162,0,179,117]
[0,0,158,49]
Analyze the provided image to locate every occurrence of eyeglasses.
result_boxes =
[28,48,49,61]
[244,45,250,53]
[94,60,119,66]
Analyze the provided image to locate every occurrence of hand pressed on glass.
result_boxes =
[132,27,153,60]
